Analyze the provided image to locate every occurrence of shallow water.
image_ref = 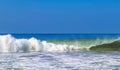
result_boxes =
[0,52,120,70]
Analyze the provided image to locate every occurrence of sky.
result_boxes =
[0,0,120,33]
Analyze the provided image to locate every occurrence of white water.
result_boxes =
[1,52,120,70]
[0,35,120,70]
[0,34,119,53]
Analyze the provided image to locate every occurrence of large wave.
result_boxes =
[0,34,119,53]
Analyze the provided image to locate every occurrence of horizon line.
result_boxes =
[0,33,120,35]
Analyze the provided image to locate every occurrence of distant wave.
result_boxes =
[0,34,119,53]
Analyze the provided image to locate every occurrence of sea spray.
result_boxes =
[0,34,77,53]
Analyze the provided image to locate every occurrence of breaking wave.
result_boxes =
[0,34,119,53]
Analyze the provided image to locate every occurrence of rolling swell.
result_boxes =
[0,34,119,53]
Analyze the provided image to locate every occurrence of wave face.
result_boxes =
[90,41,120,51]
[0,34,119,53]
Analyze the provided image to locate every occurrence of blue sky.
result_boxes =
[0,0,120,33]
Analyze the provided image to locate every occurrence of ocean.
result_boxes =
[0,34,120,70]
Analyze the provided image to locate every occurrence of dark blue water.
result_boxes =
[3,34,120,40]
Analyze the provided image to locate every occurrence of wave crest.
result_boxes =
[0,35,80,53]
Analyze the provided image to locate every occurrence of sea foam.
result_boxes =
[0,34,80,53]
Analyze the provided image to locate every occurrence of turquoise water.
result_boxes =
[0,34,120,70]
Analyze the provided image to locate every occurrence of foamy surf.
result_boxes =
[0,34,120,70]
[0,34,119,53]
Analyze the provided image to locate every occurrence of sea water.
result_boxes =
[0,34,120,70]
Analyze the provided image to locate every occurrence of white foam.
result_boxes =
[0,35,80,53]
[1,52,120,70]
